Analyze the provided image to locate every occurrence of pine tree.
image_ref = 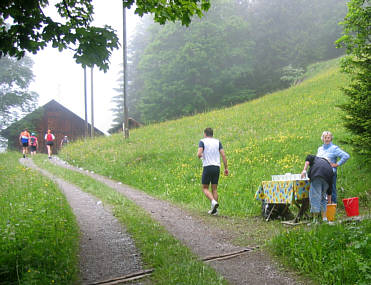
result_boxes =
[336,0,371,162]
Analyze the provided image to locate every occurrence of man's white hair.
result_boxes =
[321,131,333,142]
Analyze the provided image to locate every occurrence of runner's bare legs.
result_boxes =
[202,184,218,202]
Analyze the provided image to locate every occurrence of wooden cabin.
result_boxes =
[1,100,104,154]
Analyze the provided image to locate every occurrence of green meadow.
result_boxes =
[60,58,370,217]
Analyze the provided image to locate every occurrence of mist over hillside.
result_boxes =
[110,0,348,129]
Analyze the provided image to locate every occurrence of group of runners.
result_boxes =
[19,128,69,159]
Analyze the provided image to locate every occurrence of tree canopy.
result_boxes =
[0,55,38,129]
[336,0,371,162]
[0,0,210,72]
[137,1,255,122]
[110,0,348,126]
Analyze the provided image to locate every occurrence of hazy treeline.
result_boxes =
[111,0,347,129]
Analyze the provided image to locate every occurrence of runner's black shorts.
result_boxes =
[30,146,37,152]
[202,165,220,185]
[22,142,29,147]
[46,141,54,146]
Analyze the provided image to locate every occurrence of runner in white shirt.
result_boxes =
[197,128,228,215]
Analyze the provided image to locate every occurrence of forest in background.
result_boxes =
[110,0,348,130]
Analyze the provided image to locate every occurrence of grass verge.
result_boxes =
[0,152,79,284]
[32,155,227,285]
[270,220,371,284]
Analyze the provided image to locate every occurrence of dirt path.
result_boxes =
[20,158,144,285]
[49,158,305,285]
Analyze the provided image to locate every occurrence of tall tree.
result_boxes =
[0,55,38,129]
[0,0,210,71]
[0,55,38,149]
[336,0,371,162]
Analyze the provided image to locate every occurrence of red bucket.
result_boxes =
[342,197,359,217]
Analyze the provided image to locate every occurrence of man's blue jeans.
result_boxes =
[309,177,328,213]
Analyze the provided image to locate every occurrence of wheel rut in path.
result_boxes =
[52,158,304,285]
[20,158,144,285]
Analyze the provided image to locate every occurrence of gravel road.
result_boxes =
[20,158,144,285]
[47,157,306,285]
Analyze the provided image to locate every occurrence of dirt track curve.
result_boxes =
[22,157,305,285]
[20,158,144,285]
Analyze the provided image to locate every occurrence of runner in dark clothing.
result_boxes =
[60,136,69,148]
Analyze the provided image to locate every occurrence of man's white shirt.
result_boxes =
[199,137,223,167]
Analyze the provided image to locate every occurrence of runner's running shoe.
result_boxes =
[210,200,219,215]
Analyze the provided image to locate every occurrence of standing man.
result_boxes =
[197,128,229,215]
[19,128,30,158]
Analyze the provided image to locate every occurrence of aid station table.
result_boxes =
[255,179,310,221]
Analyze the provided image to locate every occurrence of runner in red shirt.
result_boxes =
[29,133,38,156]
[44,129,55,159]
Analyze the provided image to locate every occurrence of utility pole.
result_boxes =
[91,66,95,137]
[123,3,129,138]
[84,66,88,138]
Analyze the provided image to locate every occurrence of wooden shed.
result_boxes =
[1,99,104,154]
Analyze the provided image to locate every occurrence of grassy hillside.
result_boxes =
[60,58,370,217]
